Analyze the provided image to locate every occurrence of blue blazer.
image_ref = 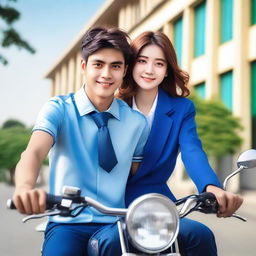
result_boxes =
[125,89,222,206]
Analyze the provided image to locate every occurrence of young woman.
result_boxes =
[118,31,243,256]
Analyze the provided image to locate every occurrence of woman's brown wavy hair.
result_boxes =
[117,31,190,106]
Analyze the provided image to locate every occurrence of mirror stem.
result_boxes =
[223,165,245,190]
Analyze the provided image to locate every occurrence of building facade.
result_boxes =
[45,0,256,192]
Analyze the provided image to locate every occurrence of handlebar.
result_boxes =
[7,192,127,223]
[176,192,219,218]
[7,191,246,222]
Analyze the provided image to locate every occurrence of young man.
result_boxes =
[13,27,149,256]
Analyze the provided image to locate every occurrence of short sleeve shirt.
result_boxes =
[33,87,149,223]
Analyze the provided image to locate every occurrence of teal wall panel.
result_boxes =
[173,17,183,66]
[251,61,256,148]
[220,71,233,111]
[252,0,256,25]
[252,61,256,116]
[220,0,233,43]
[195,82,206,99]
[194,1,206,57]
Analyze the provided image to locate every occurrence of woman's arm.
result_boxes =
[179,101,243,217]
[179,101,222,191]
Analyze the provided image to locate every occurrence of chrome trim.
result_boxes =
[178,196,198,218]
[85,197,127,216]
[223,166,245,190]
[118,220,128,254]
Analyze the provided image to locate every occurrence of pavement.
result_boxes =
[0,183,255,256]
[0,184,43,256]
[190,190,256,256]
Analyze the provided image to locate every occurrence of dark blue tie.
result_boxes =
[91,112,118,172]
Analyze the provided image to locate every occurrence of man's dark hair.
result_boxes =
[81,27,133,65]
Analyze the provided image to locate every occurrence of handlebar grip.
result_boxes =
[6,194,63,210]
[6,199,16,209]
[198,192,219,213]
[46,194,62,209]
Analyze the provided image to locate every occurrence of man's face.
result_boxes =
[82,48,127,105]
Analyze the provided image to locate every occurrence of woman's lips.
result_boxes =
[141,76,155,82]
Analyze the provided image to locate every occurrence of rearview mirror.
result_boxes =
[237,149,256,169]
[223,149,256,189]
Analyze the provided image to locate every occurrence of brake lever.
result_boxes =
[178,196,198,218]
[22,203,88,223]
[22,210,62,223]
[231,213,247,222]
[195,192,219,214]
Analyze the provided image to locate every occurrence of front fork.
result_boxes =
[117,219,129,254]
[117,219,181,256]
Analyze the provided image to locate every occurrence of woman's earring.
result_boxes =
[165,73,168,77]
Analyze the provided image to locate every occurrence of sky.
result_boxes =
[0,0,105,126]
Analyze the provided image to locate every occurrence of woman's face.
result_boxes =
[132,44,167,92]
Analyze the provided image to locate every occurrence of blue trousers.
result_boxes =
[42,218,217,256]
[42,222,120,256]
[177,218,217,256]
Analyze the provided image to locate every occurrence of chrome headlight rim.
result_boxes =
[126,193,180,254]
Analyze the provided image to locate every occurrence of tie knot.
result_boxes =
[91,112,113,128]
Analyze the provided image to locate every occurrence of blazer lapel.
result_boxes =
[133,89,175,180]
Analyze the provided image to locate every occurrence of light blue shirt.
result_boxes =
[33,87,149,223]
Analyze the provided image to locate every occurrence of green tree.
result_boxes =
[0,0,35,65]
[2,118,26,128]
[189,94,243,157]
[0,125,30,184]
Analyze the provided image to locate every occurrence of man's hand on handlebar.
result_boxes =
[13,187,47,215]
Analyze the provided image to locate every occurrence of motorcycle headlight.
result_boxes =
[126,193,179,254]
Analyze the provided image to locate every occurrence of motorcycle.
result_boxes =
[7,149,256,255]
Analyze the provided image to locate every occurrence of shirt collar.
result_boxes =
[132,92,158,117]
[132,97,140,113]
[132,93,158,129]
[74,86,120,120]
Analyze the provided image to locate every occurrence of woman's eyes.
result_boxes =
[137,59,165,67]
[137,59,146,63]
[156,62,164,67]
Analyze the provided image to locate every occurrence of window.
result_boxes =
[251,61,256,148]
[220,71,233,111]
[194,82,206,99]
[252,0,256,25]
[173,16,183,66]
[220,0,233,43]
[194,1,206,57]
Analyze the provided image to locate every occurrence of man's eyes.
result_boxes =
[93,63,103,68]
[92,63,121,69]
[112,64,121,69]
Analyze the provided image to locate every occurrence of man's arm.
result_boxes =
[13,130,53,214]
[131,162,140,175]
